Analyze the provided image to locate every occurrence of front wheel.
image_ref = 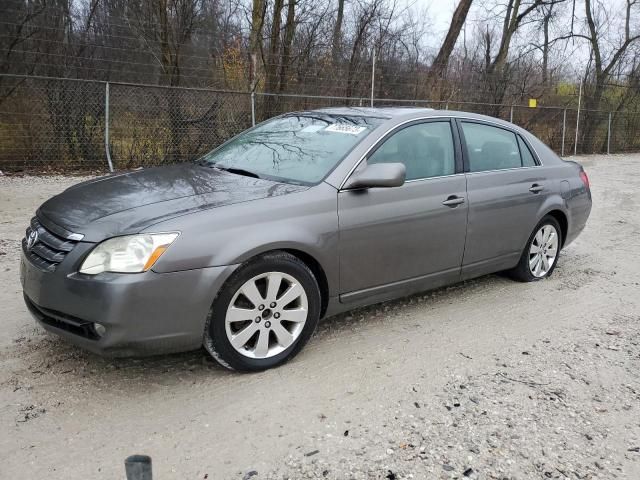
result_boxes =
[204,251,321,371]
[509,215,562,282]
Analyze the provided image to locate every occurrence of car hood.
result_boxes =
[38,163,307,242]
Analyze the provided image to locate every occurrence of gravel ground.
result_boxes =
[0,155,639,479]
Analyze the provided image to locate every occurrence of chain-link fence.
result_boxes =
[109,83,251,169]
[1,74,639,173]
[0,76,106,171]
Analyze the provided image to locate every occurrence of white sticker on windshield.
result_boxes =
[325,124,367,135]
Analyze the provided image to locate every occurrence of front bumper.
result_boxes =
[20,246,237,357]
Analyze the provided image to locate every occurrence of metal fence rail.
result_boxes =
[1,73,638,172]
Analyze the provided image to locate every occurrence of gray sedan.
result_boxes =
[20,107,592,371]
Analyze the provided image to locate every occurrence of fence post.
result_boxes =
[125,455,152,480]
[251,92,256,127]
[104,82,114,172]
[370,50,376,108]
[607,112,612,154]
[574,81,582,156]
[561,108,567,157]
[509,105,514,123]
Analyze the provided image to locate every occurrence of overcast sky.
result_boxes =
[423,0,459,31]
[404,0,636,75]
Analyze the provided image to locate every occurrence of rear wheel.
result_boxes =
[204,251,321,371]
[509,215,562,282]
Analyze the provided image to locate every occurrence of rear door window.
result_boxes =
[461,122,522,172]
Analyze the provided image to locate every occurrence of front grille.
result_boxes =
[24,294,99,340]
[23,217,79,272]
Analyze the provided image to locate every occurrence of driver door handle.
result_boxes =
[442,195,465,207]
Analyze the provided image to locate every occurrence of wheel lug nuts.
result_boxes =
[258,304,265,311]
[270,302,276,308]
[274,312,280,319]
[264,321,271,328]
[255,317,261,323]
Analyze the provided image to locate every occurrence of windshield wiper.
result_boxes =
[214,166,261,179]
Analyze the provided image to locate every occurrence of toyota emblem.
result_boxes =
[26,229,39,250]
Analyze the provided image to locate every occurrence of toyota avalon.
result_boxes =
[20,107,592,371]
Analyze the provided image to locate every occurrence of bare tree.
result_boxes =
[425,0,474,96]
[537,1,557,85]
[248,0,267,91]
[331,0,346,63]
[580,0,640,150]
[486,0,565,74]
[279,0,297,93]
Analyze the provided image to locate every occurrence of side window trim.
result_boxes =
[362,118,461,182]
[455,118,471,173]
[450,118,464,174]
[455,118,537,173]
[338,115,481,190]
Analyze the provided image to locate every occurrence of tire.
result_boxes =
[203,251,321,371]
[509,215,562,282]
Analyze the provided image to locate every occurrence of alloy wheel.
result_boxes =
[224,272,308,359]
[528,224,559,278]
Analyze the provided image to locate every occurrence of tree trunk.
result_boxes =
[425,0,473,98]
[489,0,519,74]
[248,0,267,92]
[580,0,640,152]
[265,0,284,91]
[331,0,345,64]
[262,0,284,117]
[346,5,376,98]
[483,26,491,71]
[541,9,550,85]
[489,0,548,74]
[278,0,296,93]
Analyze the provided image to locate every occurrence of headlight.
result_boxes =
[79,232,179,275]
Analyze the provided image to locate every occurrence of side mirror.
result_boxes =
[343,162,406,190]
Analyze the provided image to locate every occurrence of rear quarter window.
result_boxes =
[518,136,538,167]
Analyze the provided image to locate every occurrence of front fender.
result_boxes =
[212,234,339,296]
[150,184,340,295]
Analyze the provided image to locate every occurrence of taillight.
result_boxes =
[579,170,590,189]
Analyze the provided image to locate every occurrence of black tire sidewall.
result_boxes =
[206,252,321,371]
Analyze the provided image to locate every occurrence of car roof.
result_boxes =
[309,106,433,118]
[309,106,520,129]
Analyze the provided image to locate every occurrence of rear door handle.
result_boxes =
[442,195,465,207]
[529,184,544,193]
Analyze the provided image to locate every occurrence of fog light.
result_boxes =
[94,323,106,337]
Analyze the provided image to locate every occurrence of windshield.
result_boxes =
[197,113,383,184]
